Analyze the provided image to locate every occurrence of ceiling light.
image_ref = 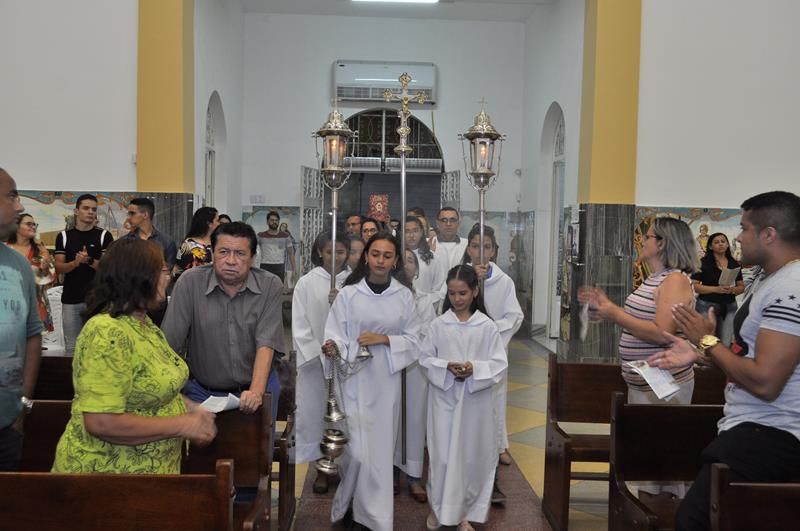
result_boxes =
[353,0,439,4]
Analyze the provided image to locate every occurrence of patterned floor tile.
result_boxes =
[507,381,531,392]
[505,406,546,435]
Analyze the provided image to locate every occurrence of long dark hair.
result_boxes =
[84,239,164,319]
[701,232,738,270]
[185,207,218,239]
[7,214,41,260]
[441,264,487,316]
[310,230,351,267]
[344,231,413,290]
[461,224,499,265]
[405,216,433,265]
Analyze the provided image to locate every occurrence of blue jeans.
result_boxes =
[182,369,281,427]
[61,302,87,353]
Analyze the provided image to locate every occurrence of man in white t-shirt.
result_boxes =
[429,207,468,270]
[650,191,800,531]
[257,210,294,283]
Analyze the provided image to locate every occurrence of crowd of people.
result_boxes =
[1,163,798,531]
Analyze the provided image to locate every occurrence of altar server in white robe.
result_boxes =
[421,264,508,531]
[462,224,523,477]
[292,231,350,493]
[406,215,448,305]
[322,231,422,531]
[394,248,438,503]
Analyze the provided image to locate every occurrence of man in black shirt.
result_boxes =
[124,197,177,269]
[54,194,113,352]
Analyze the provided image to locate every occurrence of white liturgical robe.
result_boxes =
[480,262,523,451]
[420,309,508,526]
[292,266,349,464]
[324,278,422,531]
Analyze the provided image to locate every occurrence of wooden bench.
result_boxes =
[32,355,74,400]
[19,399,71,471]
[542,353,727,531]
[609,392,723,531]
[0,459,235,531]
[182,393,296,531]
[710,463,800,531]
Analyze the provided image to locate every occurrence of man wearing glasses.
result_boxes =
[430,207,468,270]
[54,193,114,352]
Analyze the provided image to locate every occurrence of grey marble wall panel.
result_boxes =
[559,203,635,362]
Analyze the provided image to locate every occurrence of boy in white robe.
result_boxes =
[421,264,508,531]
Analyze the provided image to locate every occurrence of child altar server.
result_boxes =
[421,264,508,531]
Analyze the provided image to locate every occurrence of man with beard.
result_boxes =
[257,210,294,283]
[649,191,800,531]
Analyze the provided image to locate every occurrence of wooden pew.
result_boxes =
[710,463,800,531]
[0,459,235,531]
[182,393,296,531]
[542,353,727,531]
[609,392,723,531]
[32,355,74,400]
[19,399,71,471]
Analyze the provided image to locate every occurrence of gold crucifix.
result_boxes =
[383,72,427,156]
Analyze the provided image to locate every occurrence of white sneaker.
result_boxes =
[426,512,440,530]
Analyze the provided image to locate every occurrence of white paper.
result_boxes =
[199,393,240,413]
[579,303,589,342]
[625,360,680,400]
[718,267,741,287]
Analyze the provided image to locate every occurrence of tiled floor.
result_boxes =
[293,333,610,530]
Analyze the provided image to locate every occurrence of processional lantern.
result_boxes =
[459,103,506,272]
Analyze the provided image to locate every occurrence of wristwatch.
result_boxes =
[699,335,721,354]
[20,396,33,412]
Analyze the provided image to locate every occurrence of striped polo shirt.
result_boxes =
[618,268,695,390]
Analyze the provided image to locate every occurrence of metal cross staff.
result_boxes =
[384,73,427,464]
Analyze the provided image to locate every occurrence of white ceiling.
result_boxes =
[242,0,554,23]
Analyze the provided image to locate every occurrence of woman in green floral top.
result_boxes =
[52,239,217,474]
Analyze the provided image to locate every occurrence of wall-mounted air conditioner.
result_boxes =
[333,60,437,105]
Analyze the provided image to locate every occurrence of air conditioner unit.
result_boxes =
[333,60,437,104]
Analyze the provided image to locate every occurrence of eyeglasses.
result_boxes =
[22,222,39,229]
[643,233,662,241]
[438,217,459,225]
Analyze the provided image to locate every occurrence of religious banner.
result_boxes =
[368,193,390,223]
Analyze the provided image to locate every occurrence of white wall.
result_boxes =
[637,0,800,207]
[0,0,138,191]
[195,0,246,218]
[520,0,585,325]
[241,14,525,212]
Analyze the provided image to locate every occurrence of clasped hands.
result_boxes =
[448,361,473,381]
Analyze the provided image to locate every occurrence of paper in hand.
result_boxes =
[625,360,680,400]
[579,303,589,342]
[718,267,741,287]
[199,393,241,413]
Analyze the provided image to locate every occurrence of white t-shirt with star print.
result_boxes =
[719,261,800,440]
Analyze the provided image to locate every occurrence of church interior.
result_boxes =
[2,0,800,529]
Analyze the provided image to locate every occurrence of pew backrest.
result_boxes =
[711,463,800,531]
[20,399,71,471]
[32,355,75,400]
[0,459,234,531]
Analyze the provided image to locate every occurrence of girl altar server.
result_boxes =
[421,264,508,531]
[406,215,448,304]
[462,224,523,471]
[322,232,422,531]
[292,231,350,494]
[394,248,439,502]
